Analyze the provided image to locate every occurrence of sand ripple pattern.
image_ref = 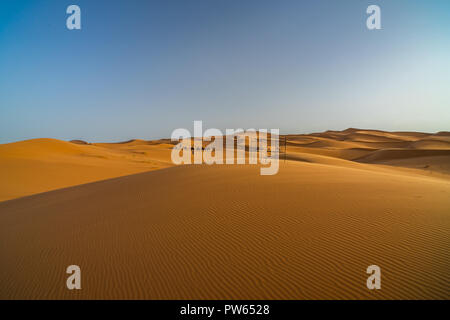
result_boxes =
[0,163,449,299]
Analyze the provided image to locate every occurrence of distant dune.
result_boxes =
[0,129,449,202]
[69,140,89,145]
[0,129,449,299]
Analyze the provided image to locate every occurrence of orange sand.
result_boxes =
[0,129,449,299]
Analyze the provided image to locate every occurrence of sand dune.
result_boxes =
[69,140,89,145]
[355,149,450,163]
[0,138,173,201]
[284,129,450,175]
[0,162,449,299]
[1,129,449,202]
[0,128,449,299]
[409,139,450,150]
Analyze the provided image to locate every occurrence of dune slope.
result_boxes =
[0,163,449,299]
[0,138,173,201]
[1,129,449,201]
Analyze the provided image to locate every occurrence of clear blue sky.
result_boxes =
[0,0,449,143]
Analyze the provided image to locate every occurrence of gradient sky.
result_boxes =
[0,0,449,143]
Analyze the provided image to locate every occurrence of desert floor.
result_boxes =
[0,128,449,299]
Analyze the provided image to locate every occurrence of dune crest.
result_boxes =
[0,138,174,201]
[1,129,449,202]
